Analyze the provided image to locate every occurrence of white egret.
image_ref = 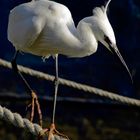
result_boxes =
[8,0,132,139]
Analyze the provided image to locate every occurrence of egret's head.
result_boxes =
[92,0,133,82]
[92,0,116,51]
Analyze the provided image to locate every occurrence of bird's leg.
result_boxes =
[52,54,59,125]
[43,55,69,140]
[11,51,42,126]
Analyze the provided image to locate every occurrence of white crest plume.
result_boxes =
[92,0,112,18]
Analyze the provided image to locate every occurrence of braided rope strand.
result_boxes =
[0,105,67,139]
[0,105,42,135]
[0,58,140,106]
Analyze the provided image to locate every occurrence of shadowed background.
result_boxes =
[0,0,140,139]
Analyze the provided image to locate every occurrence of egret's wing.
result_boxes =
[8,2,46,50]
[8,0,77,57]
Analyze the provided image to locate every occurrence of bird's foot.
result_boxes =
[27,91,42,127]
[38,123,69,140]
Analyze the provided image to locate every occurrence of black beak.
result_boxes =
[109,44,133,83]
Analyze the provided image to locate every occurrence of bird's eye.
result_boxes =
[104,35,111,45]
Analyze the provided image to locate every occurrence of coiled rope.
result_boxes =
[0,105,68,139]
[0,58,140,107]
[0,105,42,135]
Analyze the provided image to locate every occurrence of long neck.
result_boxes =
[77,20,98,55]
[63,20,98,57]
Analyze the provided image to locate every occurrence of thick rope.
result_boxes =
[0,58,140,107]
[0,105,42,136]
[0,105,67,140]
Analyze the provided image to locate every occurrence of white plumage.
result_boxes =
[8,0,132,80]
[8,0,116,58]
